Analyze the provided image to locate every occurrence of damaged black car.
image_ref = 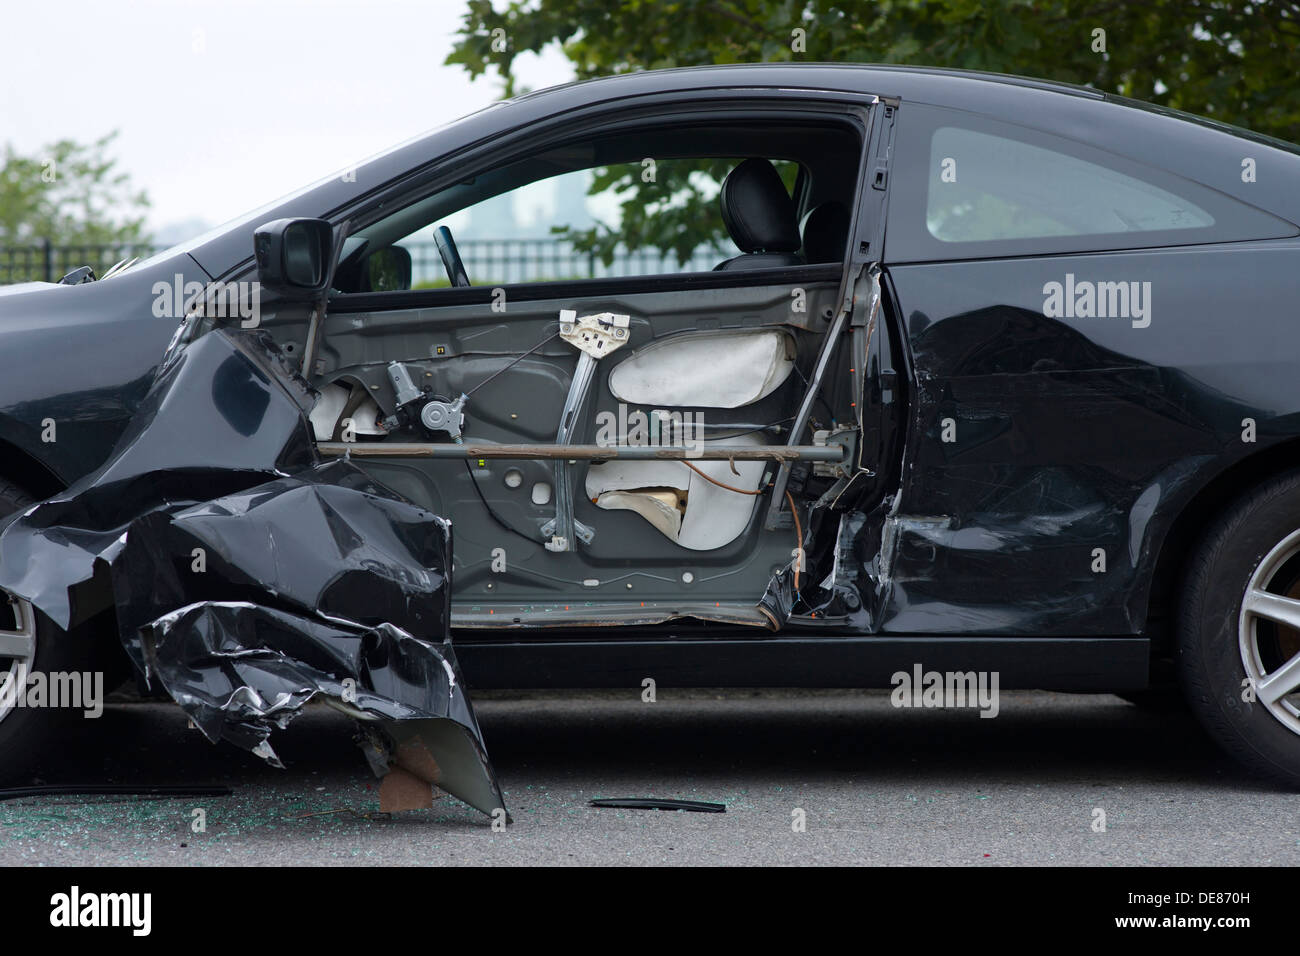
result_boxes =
[4,64,1300,804]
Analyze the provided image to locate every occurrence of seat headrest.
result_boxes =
[719,159,801,254]
[801,201,851,264]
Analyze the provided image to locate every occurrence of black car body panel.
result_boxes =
[0,252,210,489]
[878,237,1300,636]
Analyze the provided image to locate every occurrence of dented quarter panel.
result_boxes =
[881,238,1300,634]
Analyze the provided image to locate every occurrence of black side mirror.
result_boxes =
[253,218,333,296]
[363,246,412,292]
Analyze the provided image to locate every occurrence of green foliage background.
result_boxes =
[446,0,1300,261]
[0,132,149,246]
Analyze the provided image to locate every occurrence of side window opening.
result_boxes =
[408,158,802,287]
[333,116,862,294]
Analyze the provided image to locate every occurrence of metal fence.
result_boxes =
[0,239,724,286]
[407,239,722,286]
[0,240,163,285]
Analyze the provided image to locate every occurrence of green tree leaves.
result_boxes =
[0,131,150,246]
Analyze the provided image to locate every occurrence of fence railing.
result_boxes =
[0,240,163,285]
[0,239,725,286]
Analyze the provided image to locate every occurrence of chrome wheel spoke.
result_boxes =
[0,630,33,659]
[1258,649,1300,705]
[1240,530,1300,736]
[1244,588,1300,632]
[0,595,36,723]
[0,601,34,661]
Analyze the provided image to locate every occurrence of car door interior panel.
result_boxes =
[310,277,852,628]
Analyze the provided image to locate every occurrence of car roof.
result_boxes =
[508,61,1107,105]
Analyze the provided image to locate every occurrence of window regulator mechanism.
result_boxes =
[383,361,467,440]
[378,309,629,555]
[542,309,631,552]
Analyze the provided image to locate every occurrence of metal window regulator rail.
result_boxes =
[541,309,626,552]
[318,309,849,552]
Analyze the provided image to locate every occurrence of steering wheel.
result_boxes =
[434,225,470,287]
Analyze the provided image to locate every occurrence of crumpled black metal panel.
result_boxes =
[0,328,504,819]
[132,602,502,815]
[0,329,316,630]
[108,461,453,659]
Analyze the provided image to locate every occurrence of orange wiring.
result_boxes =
[680,460,765,495]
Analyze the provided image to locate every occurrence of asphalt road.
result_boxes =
[0,689,1295,865]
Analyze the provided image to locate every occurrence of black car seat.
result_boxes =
[800,201,851,264]
[713,159,804,271]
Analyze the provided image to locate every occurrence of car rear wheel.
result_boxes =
[0,478,84,783]
[1180,470,1300,786]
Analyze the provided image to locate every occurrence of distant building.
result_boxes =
[461,169,595,240]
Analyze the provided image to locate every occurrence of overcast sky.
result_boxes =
[0,0,574,237]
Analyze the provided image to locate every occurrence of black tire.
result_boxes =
[0,479,87,783]
[1179,469,1300,787]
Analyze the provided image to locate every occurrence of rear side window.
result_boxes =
[926,126,1215,242]
[886,104,1298,262]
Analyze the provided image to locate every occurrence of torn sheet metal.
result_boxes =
[0,329,316,631]
[0,328,505,819]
